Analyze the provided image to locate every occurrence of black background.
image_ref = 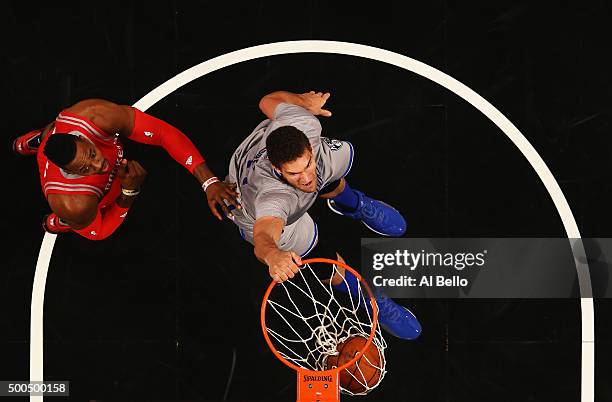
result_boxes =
[3,1,612,401]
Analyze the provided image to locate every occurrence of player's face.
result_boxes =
[278,150,317,193]
[65,139,111,176]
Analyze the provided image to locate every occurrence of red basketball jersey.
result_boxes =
[37,111,124,209]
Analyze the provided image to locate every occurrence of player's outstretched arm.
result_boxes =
[254,216,302,283]
[46,193,134,241]
[66,99,240,221]
[259,91,333,119]
[46,159,146,240]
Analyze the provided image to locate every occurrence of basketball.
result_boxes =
[325,335,384,394]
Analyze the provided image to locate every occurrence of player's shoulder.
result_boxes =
[61,99,128,137]
[64,98,114,116]
[272,103,316,121]
[269,104,321,135]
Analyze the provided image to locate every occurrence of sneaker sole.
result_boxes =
[12,138,37,156]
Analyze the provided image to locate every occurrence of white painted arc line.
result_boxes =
[582,340,595,402]
[32,40,593,402]
[29,232,56,402]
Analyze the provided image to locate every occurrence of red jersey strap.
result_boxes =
[130,108,205,173]
[43,180,103,199]
[72,202,130,240]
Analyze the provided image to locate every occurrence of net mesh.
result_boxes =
[263,261,387,395]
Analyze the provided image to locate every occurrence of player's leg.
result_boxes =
[329,257,421,340]
[317,137,406,237]
[12,128,46,156]
[302,225,421,340]
[319,177,407,237]
[42,213,72,234]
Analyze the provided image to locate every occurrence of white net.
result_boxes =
[263,261,387,396]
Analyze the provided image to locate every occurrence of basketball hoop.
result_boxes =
[260,258,387,401]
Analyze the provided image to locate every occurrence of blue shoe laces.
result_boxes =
[361,198,387,225]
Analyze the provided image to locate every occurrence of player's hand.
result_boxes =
[265,250,303,283]
[118,159,147,190]
[205,181,241,220]
[301,91,332,117]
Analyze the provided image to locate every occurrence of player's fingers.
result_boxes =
[320,109,332,117]
[290,251,303,266]
[226,197,241,210]
[126,160,135,176]
[223,184,239,196]
[130,162,143,176]
[222,192,241,208]
[207,199,223,221]
[322,92,331,101]
[132,161,147,174]
[117,159,128,176]
[216,198,233,218]
[288,263,300,275]
[229,187,240,198]
[277,271,289,283]
[285,266,296,279]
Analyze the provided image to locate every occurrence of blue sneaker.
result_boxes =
[369,293,421,340]
[327,190,406,237]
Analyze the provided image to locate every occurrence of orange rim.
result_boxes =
[260,258,379,373]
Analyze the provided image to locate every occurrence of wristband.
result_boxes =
[202,176,220,192]
[121,187,141,197]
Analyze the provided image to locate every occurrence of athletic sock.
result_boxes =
[331,182,359,211]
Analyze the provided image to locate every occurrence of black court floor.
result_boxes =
[4,2,612,401]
